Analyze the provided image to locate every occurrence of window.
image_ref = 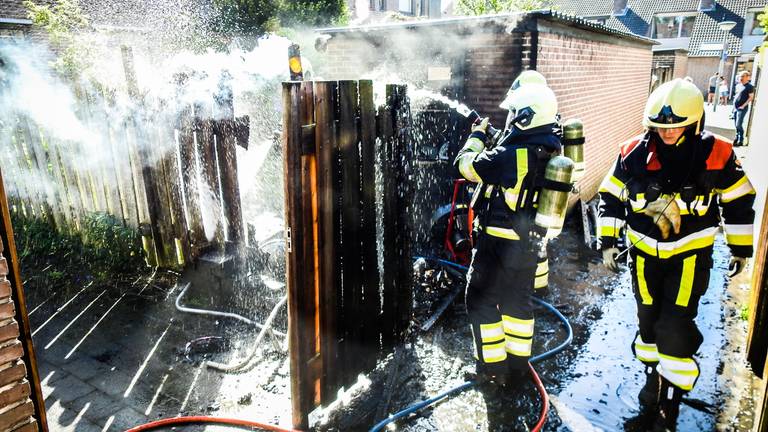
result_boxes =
[399,0,413,13]
[586,16,608,25]
[653,14,696,38]
[750,12,766,35]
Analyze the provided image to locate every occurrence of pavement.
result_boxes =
[703,103,738,140]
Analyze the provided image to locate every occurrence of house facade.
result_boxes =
[0,0,32,39]
[554,0,766,96]
[346,0,454,22]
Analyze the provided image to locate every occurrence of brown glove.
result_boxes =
[645,198,681,239]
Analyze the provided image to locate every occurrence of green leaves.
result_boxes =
[23,0,91,78]
[212,0,348,36]
[454,0,545,15]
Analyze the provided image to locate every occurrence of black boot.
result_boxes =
[653,377,684,432]
[638,365,660,408]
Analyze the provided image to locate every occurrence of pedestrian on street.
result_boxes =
[707,72,718,105]
[733,71,755,146]
[718,76,729,105]
[454,71,561,389]
[598,78,755,431]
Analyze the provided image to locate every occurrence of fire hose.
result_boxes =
[125,416,300,432]
[368,257,573,432]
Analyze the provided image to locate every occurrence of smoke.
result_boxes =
[0,30,311,236]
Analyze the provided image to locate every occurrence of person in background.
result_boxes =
[719,76,729,106]
[733,71,755,146]
[707,73,719,105]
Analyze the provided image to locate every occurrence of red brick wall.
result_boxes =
[0,237,38,432]
[687,56,736,96]
[536,23,652,200]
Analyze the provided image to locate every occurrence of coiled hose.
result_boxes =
[367,257,574,432]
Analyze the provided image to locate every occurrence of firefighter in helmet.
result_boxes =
[598,78,755,431]
[453,78,561,386]
[501,70,553,295]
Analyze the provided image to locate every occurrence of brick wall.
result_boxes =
[0,0,29,21]
[320,16,654,200]
[536,22,652,200]
[0,238,38,432]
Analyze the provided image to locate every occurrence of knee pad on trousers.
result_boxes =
[654,316,703,358]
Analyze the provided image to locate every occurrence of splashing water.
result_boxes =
[408,88,472,117]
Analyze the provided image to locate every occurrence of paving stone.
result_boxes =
[44,373,97,404]
[87,367,136,397]
[65,392,124,424]
[102,406,149,432]
[44,399,104,432]
[60,355,113,382]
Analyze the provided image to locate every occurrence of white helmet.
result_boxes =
[502,84,558,131]
[500,70,548,109]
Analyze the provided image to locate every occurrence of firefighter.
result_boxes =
[454,82,561,386]
[598,78,755,431]
[501,69,552,296]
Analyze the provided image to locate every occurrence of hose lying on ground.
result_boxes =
[206,295,288,372]
[369,257,573,432]
[125,415,301,432]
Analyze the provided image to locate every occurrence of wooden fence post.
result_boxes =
[314,80,341,406]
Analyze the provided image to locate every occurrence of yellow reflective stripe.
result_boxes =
[502,315,534,337]
[485,226,520,240]
[630,193,712,215]
[505,336,532,356]
[503,148,528,211]
[598,217,623,237]
[724,224,754,246]
[718,176,756,203]
[634,334,658,363]
[536,259,548,276]
[503,188,519,209]
[482,340,507,363]
[480,322,504,343]
[465,137,485,152]
[658,353,699,390]
[458,154,482,183]
[636,255,653,305]
[627,227,717,259]
[534,273,548,289]
[599,174,626,201]
[676,255,696,307]
[484,185,494,198]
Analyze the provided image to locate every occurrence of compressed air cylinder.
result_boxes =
[534,156,574,238]
[562,119,585,182]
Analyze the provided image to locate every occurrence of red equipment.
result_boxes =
[445,179,475,265]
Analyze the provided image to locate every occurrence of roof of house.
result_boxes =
[553,0,767,56]
[317,9,656,44]
[0,0,33,24]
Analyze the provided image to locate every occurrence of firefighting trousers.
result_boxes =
[466,233,536,375]
[629,247,712,392]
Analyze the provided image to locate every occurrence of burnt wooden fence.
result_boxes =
[283,80,414,428]
[0,48,249,269]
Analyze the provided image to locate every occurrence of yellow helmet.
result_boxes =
[500,70,547,109]
[643,78,704,132]
[503,83,558,131]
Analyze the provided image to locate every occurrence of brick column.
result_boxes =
[0,168,46,431]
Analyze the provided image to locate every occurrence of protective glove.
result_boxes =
[644,198,681,239]
[602,247,620,272]
[729,256,748,278]
[472,117,489,135]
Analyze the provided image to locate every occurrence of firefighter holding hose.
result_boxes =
[598,78,755,431]
[453,74,566,388]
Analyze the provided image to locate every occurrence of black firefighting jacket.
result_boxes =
[598,130,755,259]
[453,126,561,247]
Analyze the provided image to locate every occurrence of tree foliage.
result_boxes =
[455,0,544,15]
[759,5,768,35]
[24,0,91,78]
[214,0,348,35]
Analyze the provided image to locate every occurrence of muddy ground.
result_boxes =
[17,212,761,431]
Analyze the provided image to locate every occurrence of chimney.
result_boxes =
[698,0,715,11]
[612,0,628,16]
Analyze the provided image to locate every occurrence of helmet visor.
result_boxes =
[648,105,688,126]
